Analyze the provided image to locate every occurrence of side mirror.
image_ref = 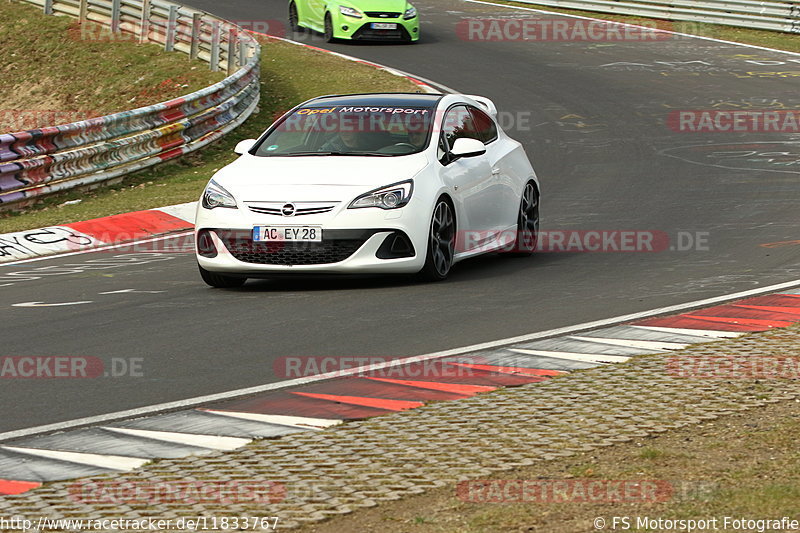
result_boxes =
[234,139,257,155]
[450,137,486,158]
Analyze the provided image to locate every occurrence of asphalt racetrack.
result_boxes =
[1,0,798,433]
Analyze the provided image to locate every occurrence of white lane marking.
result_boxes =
[202,410,341,429]
[99,289,165,294]
[569,336,689,351]
[102,427,250,451]
[0,231,194,266]
[2,277,800,443]
[631,325,742,338]
[464,0,800,58]
[11,301,93,307]
[2,446,148,471]
[508,348,629,363]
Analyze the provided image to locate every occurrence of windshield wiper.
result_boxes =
[279,151,343,156]
[272,151,396,157]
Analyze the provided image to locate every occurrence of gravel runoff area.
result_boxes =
[1,324,798,531]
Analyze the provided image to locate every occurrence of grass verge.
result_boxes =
[296,396,800,532]
[0,0,223,130]
[0,36,419,233]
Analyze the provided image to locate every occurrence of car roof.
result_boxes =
[304,93,445,108]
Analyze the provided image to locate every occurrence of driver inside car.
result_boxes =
[320,129,368,152]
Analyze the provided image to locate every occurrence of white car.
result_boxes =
[195,93,540,287]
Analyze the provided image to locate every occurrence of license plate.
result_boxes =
[371,22,397,29]
[253,226,322,242]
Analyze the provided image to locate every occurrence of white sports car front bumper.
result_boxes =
[195,197,431,276]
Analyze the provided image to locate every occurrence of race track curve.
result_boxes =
[1,0,798,433]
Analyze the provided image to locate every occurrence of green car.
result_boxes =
[288,0,419,43]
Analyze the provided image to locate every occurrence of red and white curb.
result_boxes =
[0,203,196,264]
[2,285,799,495]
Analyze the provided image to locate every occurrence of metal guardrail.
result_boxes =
[0,0,261,208]
[512,0,800,33]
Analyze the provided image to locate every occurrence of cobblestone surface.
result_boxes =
[2,326,799,531]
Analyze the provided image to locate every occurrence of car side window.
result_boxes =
[468,106,498,144]
[439,105,481,162]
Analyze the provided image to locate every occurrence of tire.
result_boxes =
[198,264,246,288]
[324,13,335,42]
[418,199,456,281]
[288,3,303,32]
[508,181,539,256]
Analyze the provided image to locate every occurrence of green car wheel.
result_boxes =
[288,2,303,32]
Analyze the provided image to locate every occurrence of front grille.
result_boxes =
[246,202,338,217]
[353,24,412,41]
[364,11,401,18]
[248,205,335,216]
[217,230,376,266]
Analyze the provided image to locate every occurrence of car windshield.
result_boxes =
[253,105,435,157]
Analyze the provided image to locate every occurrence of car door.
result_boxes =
[467,105,517,232]
[437,105,495,253]
[306,0,325,30]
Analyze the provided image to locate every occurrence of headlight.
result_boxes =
[349,180,413,210]
[202,179,237,209]
[339,5,362,18]
[403,6,417,19]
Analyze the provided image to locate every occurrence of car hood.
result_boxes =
[347,0,411,11]
[212,153,428,202]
